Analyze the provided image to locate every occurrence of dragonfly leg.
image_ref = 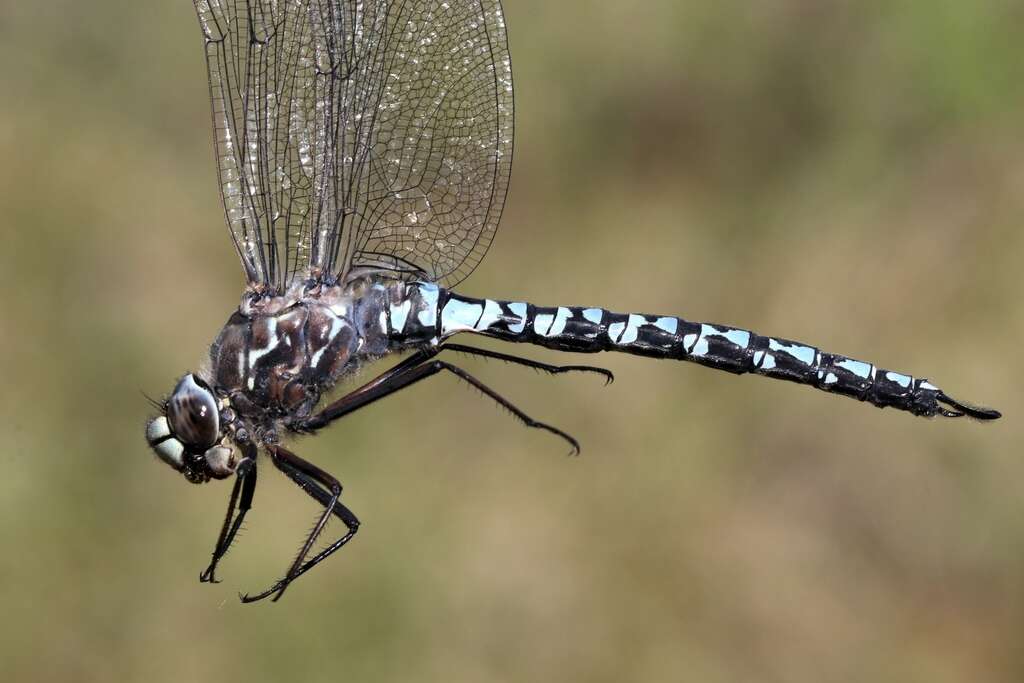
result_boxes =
[237,349,584,601]
[295,348,438,433]
[200,444,257,584]
[240,445,359,603]
[300,356,579,454]
[440,342,614,384]
[297,341,603,436]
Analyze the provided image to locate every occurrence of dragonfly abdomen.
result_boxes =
[390,283,999,421]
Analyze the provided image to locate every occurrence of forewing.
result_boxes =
[196,0,313,289]
[194,1,513,290]
[329,0,514,286]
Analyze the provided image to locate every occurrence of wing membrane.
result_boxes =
[195,0,513,290]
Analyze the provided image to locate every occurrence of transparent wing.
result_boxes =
[195,0,513,291]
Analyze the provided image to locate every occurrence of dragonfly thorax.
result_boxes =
[208,277,398,429]
[144,276,411,483]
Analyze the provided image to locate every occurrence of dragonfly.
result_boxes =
[145,0,1000,603]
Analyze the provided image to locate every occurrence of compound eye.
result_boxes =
[166,374,220,450]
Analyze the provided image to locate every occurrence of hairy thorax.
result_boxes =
[207,276,397,433]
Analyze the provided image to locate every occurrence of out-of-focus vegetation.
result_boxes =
[1,1,1021,681]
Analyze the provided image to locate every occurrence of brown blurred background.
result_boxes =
[1,1,1022,681]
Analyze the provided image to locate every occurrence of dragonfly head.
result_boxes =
[145,373,239,484]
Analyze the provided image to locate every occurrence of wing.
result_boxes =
[195,0,514,291]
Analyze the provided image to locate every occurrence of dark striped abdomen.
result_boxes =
[388,283,998,420]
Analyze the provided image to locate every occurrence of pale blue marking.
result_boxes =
[699,324,749,350]
[547,307,572,337]
[691,324,719,356]
[507,302,527,334]
[769,338,816,366]
[721,327,750,348]
[310,315,343,369]
[533,312,554,336]
[248,317,279,369]
[753,350,765,366]
[824,372,839,385]
[683,333,698,353]
[653,317,677,335]
[582,308,603,324]
[692,323,746,356]
[417,283,440,327]
[885,371,912,388]
[618,314,645,344]
[441,298,483,335]
[478,299,503,331]
[607,321,626,344]
[390,299,412,334]
[836,358,873,379]
[920,380,938,391]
